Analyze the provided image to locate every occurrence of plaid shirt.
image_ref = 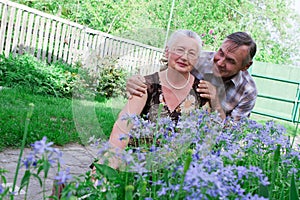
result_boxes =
[191,52,257,121]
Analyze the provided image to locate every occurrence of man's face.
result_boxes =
[212,40,251,80]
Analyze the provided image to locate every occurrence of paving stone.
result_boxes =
[0,143,98,200]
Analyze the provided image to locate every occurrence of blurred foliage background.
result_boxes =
[12,0,300,65]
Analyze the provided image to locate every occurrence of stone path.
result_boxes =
[0,143,98,200]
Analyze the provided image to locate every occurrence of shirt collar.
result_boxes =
[203,68,243,88]
[224,71,243,87]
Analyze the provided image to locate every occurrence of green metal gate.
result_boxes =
[250,73,300,124]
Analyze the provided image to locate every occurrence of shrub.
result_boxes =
[96,57,128,99]
[0,53,80,98]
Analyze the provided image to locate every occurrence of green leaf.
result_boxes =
[43,160,51,179]
[258,184,269,198]
[289,173,299,200]
[273,145,281,163]
[31,173,43,188]
[125,185,134,200]
[93,163,120,183]
[19,170,31,191]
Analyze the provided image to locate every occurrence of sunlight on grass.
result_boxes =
[72,96,126,144]
[0,87,126,150]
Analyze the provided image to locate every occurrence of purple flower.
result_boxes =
[55,168,72,185]
[242,193,268,200]
[96,141,111,156]
[32,136,54,154]
[22,153,37,169]
[157,186,168,196]
[0,184,3,194]
[208,29,214,34]
[129,161,147,175]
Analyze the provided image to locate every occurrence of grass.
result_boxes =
[1,86,298,152]
[0,87,126,151]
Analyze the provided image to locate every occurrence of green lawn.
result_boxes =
[1,87,298,152]
[0,87,126,151]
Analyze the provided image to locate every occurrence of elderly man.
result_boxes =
[126,32,257,121]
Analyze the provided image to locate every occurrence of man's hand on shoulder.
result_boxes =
[197,80,226,120]
[126,75,147,98]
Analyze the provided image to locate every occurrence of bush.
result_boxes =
[96,57,128,99]
[0,53,129,100]
[0,53,80,98]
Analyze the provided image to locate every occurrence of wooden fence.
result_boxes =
[0,0,163,75]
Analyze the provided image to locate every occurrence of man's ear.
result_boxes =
[241,61,253,71]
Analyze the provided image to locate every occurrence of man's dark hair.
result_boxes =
[226,32,257,66]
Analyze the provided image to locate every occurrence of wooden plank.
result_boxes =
[108,38,114,56]
[150,50,158,73]
[58,23,67,61]
[96,33,105,58]
[103,36,109,57]
[91,33,97,50]
[133,46,140,73]
[25,13,34,53]
[83,32,91,57]
[63,25,71,62]
[67,26,76,64]
[11,8,22,56]
[78,29,85,59]
[88,33,93,49]
[4,6,16,56]
[110,39,116,56]
[116,40,122,57]
[119,41,125,57]
[139,48,146,74]
[93,34,99,57]
[18,11,28,55]
[30,15,40,55]
[71,27,80,63]
[0,3,8,55]
[143,48,149,74]
[52,21,61,62]
[36,17,45,59]
[48,20,56,63]
[80,31,90,64]
[42,18,51,60]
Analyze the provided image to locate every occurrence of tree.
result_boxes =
[10,0,300,65]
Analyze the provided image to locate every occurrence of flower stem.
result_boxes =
[11,103,34,200]
[175,149,192,200]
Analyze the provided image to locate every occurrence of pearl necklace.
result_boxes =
[165,69,191,90]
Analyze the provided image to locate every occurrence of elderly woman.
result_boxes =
[97,29,209,169]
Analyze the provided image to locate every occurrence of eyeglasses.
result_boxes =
[171,47,198,60]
